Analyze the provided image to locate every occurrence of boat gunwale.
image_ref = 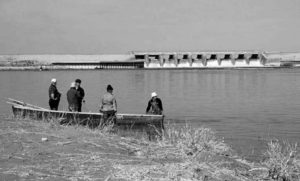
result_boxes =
[12,105,164,118]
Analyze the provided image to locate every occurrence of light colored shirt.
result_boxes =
[100,92,117,112]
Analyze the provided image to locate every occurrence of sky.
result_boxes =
[0,0,299,54]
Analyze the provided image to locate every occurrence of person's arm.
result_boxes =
[49,87,56,100]
[158,98,163,115]
[158,99,163,111]
[82,89,85,98]
[99,97,104,112]
[113,98,117,112]
[50,93,55,100]
[82,89,85,103]
[66,91,70,104]
[146,100,151,113]
[57,90,61,100]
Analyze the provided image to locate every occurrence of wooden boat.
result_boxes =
[7,98,164,133]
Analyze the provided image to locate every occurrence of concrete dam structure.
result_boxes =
[2,51,300,70]
[134,51,267,68]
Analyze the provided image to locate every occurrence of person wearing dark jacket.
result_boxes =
[67,82,79,112]
[146,92,163,115]
[75,79,85,112]
[48,78,61,110]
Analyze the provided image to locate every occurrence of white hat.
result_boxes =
[51,78,57,83]
[151,92,158,97]
[70,82,76,87]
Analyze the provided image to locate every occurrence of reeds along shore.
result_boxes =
[1,116,300,181]
[114,125,300,181]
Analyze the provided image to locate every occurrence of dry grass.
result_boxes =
[158,124,230,158]
[0,116,137,180]
[113,125,300,181]
[112,125,252,181]
[1,116,300,181]
[262,140,300,180]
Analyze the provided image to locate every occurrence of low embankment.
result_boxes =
[0,116,299,180]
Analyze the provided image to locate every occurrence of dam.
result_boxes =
[0,51,299,70]
[134,51,267,68]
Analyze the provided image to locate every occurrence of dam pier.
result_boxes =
[0,51,299,70]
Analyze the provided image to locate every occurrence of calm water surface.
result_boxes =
[1,69,300,159]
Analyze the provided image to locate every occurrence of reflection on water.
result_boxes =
[0,69,300,159]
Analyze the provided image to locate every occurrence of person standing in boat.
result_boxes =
[48,78,61,110]
[100,85,117,124]
[67,82,79,112]
[75,79,85,112]
[146,92,163,115]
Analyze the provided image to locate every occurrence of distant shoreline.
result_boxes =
[0,52,299,70]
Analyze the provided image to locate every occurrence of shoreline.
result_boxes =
[0,65,300,71]
[0,116,299,180]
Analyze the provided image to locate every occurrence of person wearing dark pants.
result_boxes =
[48,78,61,110]
[102,110,116,124]
[75,79,85,112]
[67,82,79,112]
[100,85,117,126]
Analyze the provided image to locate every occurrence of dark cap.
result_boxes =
[75,79,81,83]
[107,84,113,90]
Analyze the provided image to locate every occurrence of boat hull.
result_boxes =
[12,105,164,133]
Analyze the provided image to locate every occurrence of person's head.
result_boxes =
[70,82,76,89]
[51,78,57,86]
[75,79,81,87]
[107,84,113,93]
[151,92,158,99]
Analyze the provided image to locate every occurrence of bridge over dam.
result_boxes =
[1,51,299,70]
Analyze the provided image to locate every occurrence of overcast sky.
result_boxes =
[0,0,299,54]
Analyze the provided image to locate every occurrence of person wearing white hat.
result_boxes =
[151,92,158,97]
[48,78,61,110]
[146,92,163,115]
[67,82,79,112]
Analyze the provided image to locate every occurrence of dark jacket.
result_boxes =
[67,88,79,111]
[48,84,60,100]
[76,86,85,104]
[146,97,163,115]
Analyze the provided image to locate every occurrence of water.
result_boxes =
[1,69,300,159]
